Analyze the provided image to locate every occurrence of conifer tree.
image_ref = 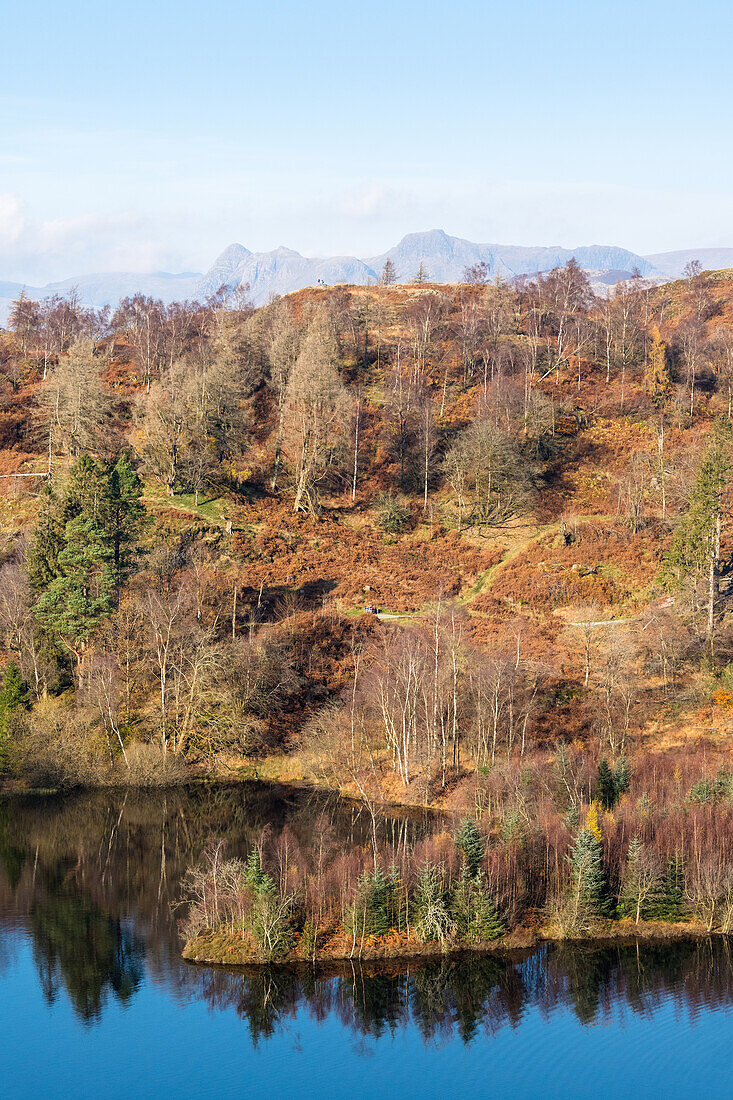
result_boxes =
[347,866,395,938]
[660,418,733,645]
[412,861,452,943]
[34,454,146,602]
[244,846,275,895]
[650,853,686,921]
[595,758,617,810]
[381,259,397,286]
[0,662,30,774]
[455,818,486,878]
[614,755,631,799]
[33,516,115,673]
[62,453,107,524]
[243,847,292,959]
[104,455,146,589]
[27,484,64,592]
[451,868,504,943]
[566,807,609,931]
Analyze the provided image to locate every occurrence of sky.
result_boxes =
[2,0,733,283]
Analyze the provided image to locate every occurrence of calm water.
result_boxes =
[1,786,733,1099]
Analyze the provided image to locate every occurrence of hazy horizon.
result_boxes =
[4,0,733,284]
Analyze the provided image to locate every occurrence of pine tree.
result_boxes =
[62,453,108,524]
[659,418,732,642]
[33,516,115,672]
[27,484,64,593]
[0,662,30,775]
[614,755,631,799]
[104,455,146,589]
[454,818,486,878]
[35,454,146,603]
[451,868,504,943]
[595,758,617,810]
[566,810,609,931]
[413,263,430,285]
[644,326,671,403]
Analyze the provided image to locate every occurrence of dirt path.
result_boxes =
[372,513,620,623]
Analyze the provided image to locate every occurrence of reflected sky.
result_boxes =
[2,788,733,1099]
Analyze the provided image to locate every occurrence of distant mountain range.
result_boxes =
[3,231,733,325]
[199,231,660,305]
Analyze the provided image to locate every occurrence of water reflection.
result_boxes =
[189,938,733,1046]
[2,787,733,1043]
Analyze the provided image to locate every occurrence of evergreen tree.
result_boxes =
[62,453,108,524]
[104,455,146,588]
[244,847,275,895]
[649,854,686,921]
[241,847,293,960]
[31,455,146,609]
[0,662,30,775]
[454,818,486,878]
[566,811,609,931]
[0,662,30,719]
[347,866,393,938]
[659,418,733,641]
[614,755,631,799]
[595,758,617,810]
[618,835,662,923]
[33,516,115,672]
[27,484,64,592]
[451,868,504,943]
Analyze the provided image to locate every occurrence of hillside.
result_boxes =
[1,264,733,811]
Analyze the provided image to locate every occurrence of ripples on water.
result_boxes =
[2,786,733,1098]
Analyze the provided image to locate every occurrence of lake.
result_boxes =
[1,785,732,1099]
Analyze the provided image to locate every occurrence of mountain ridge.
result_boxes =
[2,231,730,324]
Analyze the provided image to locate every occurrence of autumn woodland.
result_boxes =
[3,261,733,956]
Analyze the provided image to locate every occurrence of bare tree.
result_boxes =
[36,338,111,460]
[282,312,348,514]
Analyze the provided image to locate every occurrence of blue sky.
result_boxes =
[1,0,732,282]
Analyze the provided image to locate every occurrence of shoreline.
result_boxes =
[0,770,446,820]
[182,919,729,971]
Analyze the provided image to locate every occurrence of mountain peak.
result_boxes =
[211,242,251,270]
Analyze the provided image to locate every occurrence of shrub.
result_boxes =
[376,494,411,535]
[688,779,713,804]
